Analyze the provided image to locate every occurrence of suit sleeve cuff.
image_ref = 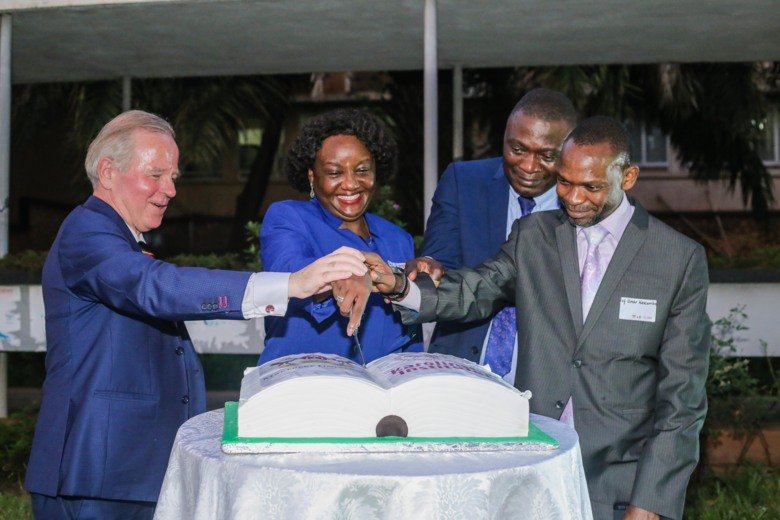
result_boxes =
[241,272,290,318]
[393,281,421,311]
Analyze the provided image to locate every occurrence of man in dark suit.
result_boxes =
[25,110,368,519]
[369,116,710,519]
[410,88,577,383]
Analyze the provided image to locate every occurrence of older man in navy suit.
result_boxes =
[25,110,368,519]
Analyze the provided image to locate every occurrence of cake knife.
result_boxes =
[352,326,366,367]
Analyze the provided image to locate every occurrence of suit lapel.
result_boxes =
[85,195,138,248]
[487,166,510,251]
[555,214,583,337]
[577,202,649,347]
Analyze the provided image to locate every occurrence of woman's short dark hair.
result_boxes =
[285,108,398,192]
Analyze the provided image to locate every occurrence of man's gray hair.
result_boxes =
[84,110,175,188]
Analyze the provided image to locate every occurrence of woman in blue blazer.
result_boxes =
[260,109,422,364]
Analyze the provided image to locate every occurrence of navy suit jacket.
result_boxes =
[25,196,252,502]
[423,157,513,361]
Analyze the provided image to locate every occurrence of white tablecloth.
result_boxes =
[154,410,592,520]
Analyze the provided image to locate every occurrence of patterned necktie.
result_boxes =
[138,241,155,258]
[482,196,536,376]
[580,225,609,321]
[517,196,536,217]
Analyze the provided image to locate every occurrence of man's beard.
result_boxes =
[564,186,623,227]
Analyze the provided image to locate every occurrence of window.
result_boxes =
[626,121,669,166]
[756,104,779,165]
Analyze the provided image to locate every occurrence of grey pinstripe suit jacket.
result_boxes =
[410,200,710,519]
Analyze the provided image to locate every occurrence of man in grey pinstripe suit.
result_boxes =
[367,116,710,519]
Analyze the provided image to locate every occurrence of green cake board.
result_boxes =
[221,401,558,452]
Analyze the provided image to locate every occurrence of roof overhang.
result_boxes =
[4,0,780,84]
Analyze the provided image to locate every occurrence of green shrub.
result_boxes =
[702,307,779,471]
[0,251,47,283]
[0,406,38,493]
[368,185,424,253]
[709,245,780,269]
[706,307,778,426]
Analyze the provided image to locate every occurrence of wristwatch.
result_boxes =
[385,265,410,301]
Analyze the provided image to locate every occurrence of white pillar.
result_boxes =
[0,15,11,258]
[423,0,438,229]
[122,76,132,111]
[0,14,11,418]
[452,64,463,160]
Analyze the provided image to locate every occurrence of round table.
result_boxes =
[154,410,592,519]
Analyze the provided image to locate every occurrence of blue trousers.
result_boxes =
[30,493,155,520]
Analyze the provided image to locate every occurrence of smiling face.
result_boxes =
[308,134,376,232]
[556,140,638,227]
[94,129,179,234]
[502,110,572,198]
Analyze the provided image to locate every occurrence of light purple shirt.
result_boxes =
[576,193,634,282]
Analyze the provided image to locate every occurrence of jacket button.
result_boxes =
[555,400,564,409]
[470,346,479,355]
[265,304,275,313]
[181,395,190,404]
[175,346,184,356]
[572,359,582,368]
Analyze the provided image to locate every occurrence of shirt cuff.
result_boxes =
[393,280,421,311]
[241,272,290,318]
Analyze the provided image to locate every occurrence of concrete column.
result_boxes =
[452,63,463,160]
[0,15,11,258]
[122,76,132,111]
[0,14,11,418]
[423,0,438,228]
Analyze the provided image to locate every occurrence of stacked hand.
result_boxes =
[331,272,373,336]
[362,253,446,299]
[314,251,447,336]
[288,246,367,299]
[404,257,444,286]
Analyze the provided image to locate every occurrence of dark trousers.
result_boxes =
[30,493,155,520]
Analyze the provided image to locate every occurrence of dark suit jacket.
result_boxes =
[412,201,710,519]
[422,157,511,361]
[25,196,252,502]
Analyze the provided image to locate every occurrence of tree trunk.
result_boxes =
[228,103,286,252]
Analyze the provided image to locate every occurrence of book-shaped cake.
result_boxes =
[223,352,557,453]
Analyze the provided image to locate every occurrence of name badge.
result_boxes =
[619,297,656,322]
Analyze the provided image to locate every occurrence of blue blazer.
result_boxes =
[25,196,252,502]
[423,157,512,361]
[260,198,423,364]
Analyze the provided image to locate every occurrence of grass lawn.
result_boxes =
[684,465,779,519]
[0,492,30,520]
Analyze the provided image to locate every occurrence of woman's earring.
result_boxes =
[309,183,315,199]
